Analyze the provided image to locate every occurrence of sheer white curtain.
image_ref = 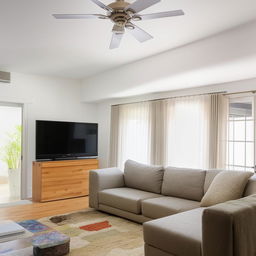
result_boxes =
[164,95,211,169]
[109,94,228,170]
[116,102,152,169]
[209,94,229,169]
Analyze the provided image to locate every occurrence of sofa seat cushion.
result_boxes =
[143,208,203,256]
[98,187,162,214]
[142,196,200,219]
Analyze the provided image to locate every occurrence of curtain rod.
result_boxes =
[112,91,227,107]
[224,90,256,96]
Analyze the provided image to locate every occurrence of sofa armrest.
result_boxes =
[89,168,125,209]
[202,194,256,256]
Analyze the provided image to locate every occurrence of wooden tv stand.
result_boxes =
[32,159,98,202]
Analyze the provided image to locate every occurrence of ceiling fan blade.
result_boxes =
[124,0,160,13]
[52,14,108,19]
[137,10,185,20]
[90,0,113,12]
[110,32,124,49]
[128,24,153,43]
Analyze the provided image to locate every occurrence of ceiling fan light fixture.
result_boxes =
[125,23,135,30]
[132,15,142,21]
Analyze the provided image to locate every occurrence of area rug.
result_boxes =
[0,209,144,256]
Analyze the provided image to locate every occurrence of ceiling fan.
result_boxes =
[53,0,185,49]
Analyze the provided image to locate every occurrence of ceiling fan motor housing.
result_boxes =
[108,0,134,28]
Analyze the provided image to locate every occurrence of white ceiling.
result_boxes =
[0,0,256,79]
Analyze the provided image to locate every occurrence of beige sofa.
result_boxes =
[89,160,256,256]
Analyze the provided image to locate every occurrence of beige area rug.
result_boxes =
[41,209,144,256]
[0,209,144,256]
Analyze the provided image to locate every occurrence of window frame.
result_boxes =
[226,96,255,172]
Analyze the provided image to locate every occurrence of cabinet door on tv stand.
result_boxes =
[33,159,98,202]
[41,166,88,201]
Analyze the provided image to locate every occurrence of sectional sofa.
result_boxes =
[89,160,256,256]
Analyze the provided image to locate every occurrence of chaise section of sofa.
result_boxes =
[144,208,204,256]
[144,194,256,256]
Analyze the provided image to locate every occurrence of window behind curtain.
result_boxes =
[117,102,152,169]
[226,96,254,172]
[165,95,211,169]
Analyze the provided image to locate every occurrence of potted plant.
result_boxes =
[0,126,22,199]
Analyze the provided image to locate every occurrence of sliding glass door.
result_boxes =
[226,96,255,172]
[0,103,23,203]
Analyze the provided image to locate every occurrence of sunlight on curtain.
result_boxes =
[165,95,211,169]
[210,94,229,169]
[109,94,228,170]
[117,102,152,169]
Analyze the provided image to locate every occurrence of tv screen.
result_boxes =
[36,120,98,160]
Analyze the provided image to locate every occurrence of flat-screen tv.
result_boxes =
[36,120,98,160]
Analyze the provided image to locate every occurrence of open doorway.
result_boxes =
[0,103,22,204]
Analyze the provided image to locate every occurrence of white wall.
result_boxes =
[82,20,256,102]
[97,78,256,169]
[0,73,97,198]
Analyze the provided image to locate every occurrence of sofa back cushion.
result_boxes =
[201,171,253,207]
[161,167,206,201]
[124,160,164,194]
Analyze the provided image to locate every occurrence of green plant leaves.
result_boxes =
[0,125,22,169]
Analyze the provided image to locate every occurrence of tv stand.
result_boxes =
[32,159,99,202]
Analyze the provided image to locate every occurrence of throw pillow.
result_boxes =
[200,171,253,207]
